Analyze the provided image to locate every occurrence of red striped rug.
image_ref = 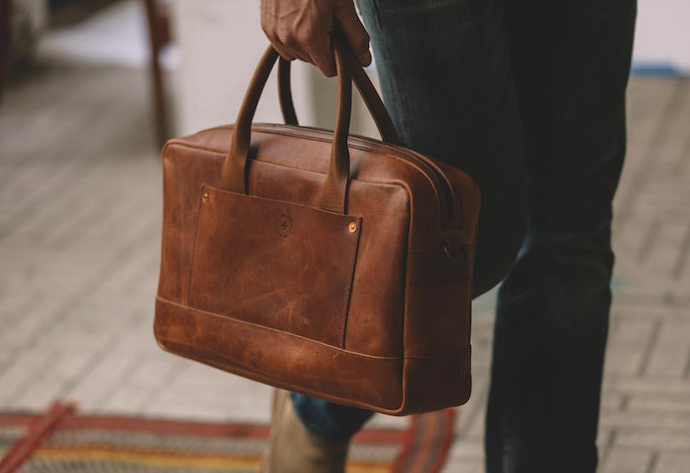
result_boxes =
[0,402,455,473]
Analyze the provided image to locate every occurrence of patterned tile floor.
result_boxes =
[1,59,689,472]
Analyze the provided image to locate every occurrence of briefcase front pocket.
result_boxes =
[187,185,363,348]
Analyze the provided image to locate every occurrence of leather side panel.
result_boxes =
[399,160,481,411]
[400,347,472,414]
[188,186,362,348]
[404,280,473,356]
[407,246,474,284]
[155,297,403,411]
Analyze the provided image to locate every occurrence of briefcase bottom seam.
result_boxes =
[155,296,400,361]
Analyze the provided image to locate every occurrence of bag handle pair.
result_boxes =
[220,39,400,214]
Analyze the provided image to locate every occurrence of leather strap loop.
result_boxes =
[220,40,398,214]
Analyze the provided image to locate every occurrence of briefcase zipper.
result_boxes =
[254,124,455,219]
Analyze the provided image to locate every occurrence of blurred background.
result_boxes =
[0,1,689,472]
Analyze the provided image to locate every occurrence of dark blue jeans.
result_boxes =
[292,0,636,471]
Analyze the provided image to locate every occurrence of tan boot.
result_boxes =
[260,389,350,473]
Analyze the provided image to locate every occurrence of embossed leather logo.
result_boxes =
[274,214,293,238]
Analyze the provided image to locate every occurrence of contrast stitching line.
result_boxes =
[186,184,206,305]
[341,216,363,349]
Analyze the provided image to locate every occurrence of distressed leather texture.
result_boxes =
[154,44,481,415]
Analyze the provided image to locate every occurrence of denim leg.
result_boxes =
[357,0,527,297]
[293,0,527,441]
[290,392,375,440]
[485,1,637,472]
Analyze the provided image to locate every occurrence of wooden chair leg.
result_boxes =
[143,0,169,147]
[0,0,11,104]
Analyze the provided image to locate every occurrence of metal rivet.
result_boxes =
[348,222,357,233]
[202,191,210,202]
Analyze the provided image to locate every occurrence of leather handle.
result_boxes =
[220,40,398,214]
[277,57,400,145]
[278,57,299,126]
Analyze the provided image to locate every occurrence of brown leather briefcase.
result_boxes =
[154,42,481,415]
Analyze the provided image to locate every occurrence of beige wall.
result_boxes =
[634,0,690,72]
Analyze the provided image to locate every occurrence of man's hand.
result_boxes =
[260,0,372,77]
